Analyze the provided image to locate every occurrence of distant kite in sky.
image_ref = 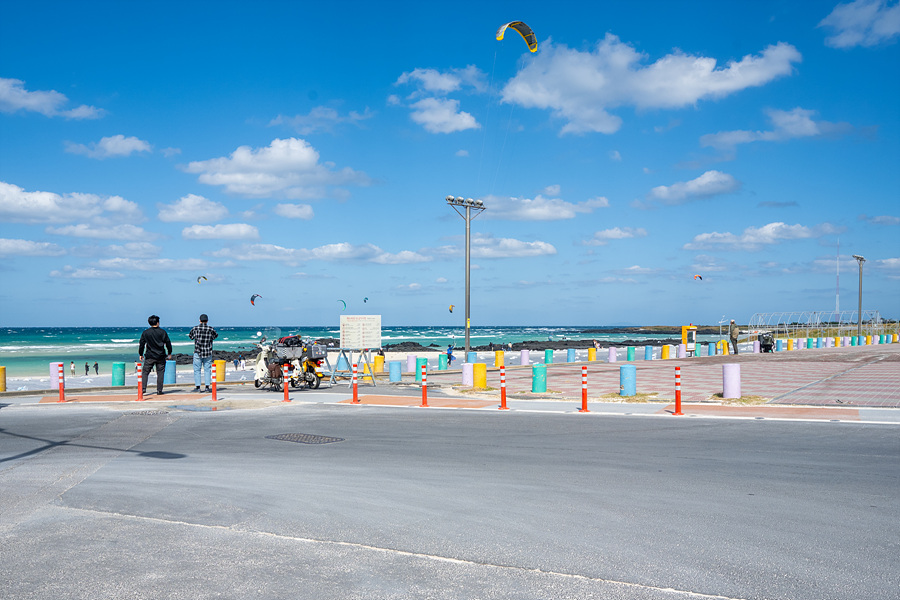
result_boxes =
[197,276,207,284]
[338,299,347,311]
[250,294,262,305]
[449,304,455,313]
[364,297,368,303]
[694,274,703,281]
[496,21,537,52]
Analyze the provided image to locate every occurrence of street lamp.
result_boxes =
[852,254,865,338]
[446,195,486,356]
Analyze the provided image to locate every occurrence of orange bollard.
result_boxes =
[352,363,359,403]
[211,362,218,402]
[674,366,683,415]
[421,364,428,407]
[499,365,509,410]
[57,363,65,403]
[136,361,143,401]
[282,364,290,402]
[579,365,589,412]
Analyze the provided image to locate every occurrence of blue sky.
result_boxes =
[1,0,898,327]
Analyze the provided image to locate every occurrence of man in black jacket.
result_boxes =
[139,314,173,395]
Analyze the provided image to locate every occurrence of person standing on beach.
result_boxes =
[139,315,173,395]
[189,313,218,393]
[93,361,99,375]
[84,362,89,376]
[70,361,75,376]
[729,319,740,355]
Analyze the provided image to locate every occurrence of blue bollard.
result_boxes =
[816,337,822,348]
[644,345,653,360]
[388,361,401,382]
[164,360,176,384]
[776,339,784,351]
[567,348,576,362]
[708,342,715,356]
[467,351,478,363]
[619,364,636,396]
[532,364,547,393]
[338,354,350,371]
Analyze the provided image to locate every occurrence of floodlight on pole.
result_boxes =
[852,254,865,337]
[446,194,487,356]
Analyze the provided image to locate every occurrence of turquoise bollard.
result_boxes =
[708,342,715,356]
[627,346,635,361]
[111,362,125,386]
[566,348,576,362]
[644,345,652,360]
[532,364,547,393]
[388,361,402,382]
[807,338,814,349]
[164,360,176,384]
[415,357,428,381]
[544,349,554,364]
[776,339,784,351]
[438,354,448,370]
[467,351,477,363]
[816,337,822,348]
[619,364,636,396]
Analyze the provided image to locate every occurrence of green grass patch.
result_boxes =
[710,393,770,405]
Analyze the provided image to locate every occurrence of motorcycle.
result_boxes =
[253,337,289,391]
[280,336,326,389]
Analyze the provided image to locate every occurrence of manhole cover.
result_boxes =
[266,433,345,444]
[126,410,169,415]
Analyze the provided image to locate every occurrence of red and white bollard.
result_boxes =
[421,364,428,407]
[352,363,359,403]
[282,364,290,402]
[579,365,589,412]
[499,365,508,410]
[136,361,143,401]
[57,362,65,403]
[674,366,683,415]
[211,362,218,402]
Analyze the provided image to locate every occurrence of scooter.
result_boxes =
[289,346,326,389]
[253,338,287,391]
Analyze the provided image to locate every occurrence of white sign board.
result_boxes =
[340,315,382,349]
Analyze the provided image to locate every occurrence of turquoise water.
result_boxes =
[0,325,720,378]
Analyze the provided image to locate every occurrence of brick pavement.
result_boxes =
[421,343,900,408]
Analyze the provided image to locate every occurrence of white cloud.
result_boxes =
[157,194,228,223]
[819,0,900,48]
[484,194,608,220]
[701,107,852,151]
[65,135,151,159]
[182,224,259,240]
[408,98,479,133]
[647,171,740,205]
[0,181,143,225]
[49,265,124,279]
[96,257,215,271]
[585,227,648,246]
[182,138,370,199]
[71,242,161,258]
[455,149,469,157]
[471,233,557,258]
[859,214,900,225]
[436,277,448,283]
[269,106,373,135]
[542,184,561,196]
[397,282,422,291]
[209,242,430,265]
[273,203,314,220]
[395,66,486,95]
[683,221,842,251]
[609,150,622,161]
[501,35,801,135]
[0,77,105,119]
[0,238,66,256]
[45,223,151,240]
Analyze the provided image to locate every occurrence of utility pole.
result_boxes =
[852,254,865,337]
[445,196,486,356]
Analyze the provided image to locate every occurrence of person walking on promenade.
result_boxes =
[139,315,173,395]
[189,313,218,393]
[729,319,740,355]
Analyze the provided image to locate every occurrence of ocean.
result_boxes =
[0,325,724,379]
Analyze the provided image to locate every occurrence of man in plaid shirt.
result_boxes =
[189,313,218,392]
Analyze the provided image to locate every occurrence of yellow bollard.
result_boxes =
[473,363,487,389]
[787,339,794,351]
[865,335,872,345]
[893,333,898,343]
[494,350,504,367]
[214,359,226,381]
[362,361,372,381]
[834,336,840,348]
[661,345,670,360]
[0,366,5,392]
[374,354,384,373]
[588,347,596,362]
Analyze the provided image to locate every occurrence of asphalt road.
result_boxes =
[1,402,897,599]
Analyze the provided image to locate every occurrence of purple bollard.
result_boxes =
[461,362,474,386]
[520,349,529,366]
[677,343,687,358]
[753,340,760,353]
[608,346,617,363]
[407,354,417,373]
[723,364,741,399]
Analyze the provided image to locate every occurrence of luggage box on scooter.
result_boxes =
[274,344,304,359]
[306,344,327,360]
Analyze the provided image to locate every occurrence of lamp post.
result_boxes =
[852,254,865,338]
[446,195,486,356]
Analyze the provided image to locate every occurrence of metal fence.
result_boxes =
[746,310,893,340]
